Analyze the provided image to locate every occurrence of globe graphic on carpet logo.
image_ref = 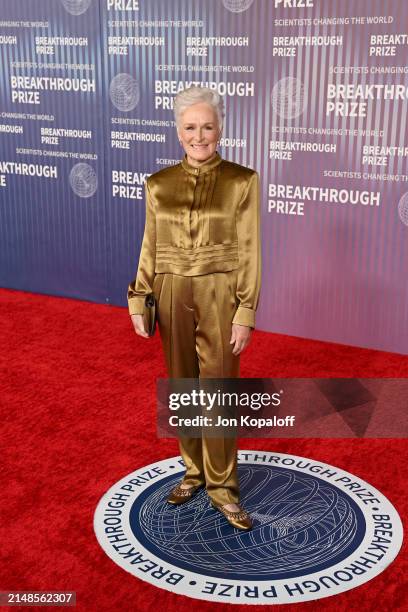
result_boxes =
[94,452,403,604]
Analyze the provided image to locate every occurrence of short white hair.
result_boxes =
[174,85,224,131]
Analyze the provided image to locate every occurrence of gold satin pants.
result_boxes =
[153,271,240,505]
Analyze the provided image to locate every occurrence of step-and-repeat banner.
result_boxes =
[1,0,407,354]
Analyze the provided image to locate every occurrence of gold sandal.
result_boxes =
[167,482,203,505]
[211,502,253,530]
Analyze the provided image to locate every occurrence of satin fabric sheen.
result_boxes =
[154,271,240,505]
[127,151,261,505]
[127,150,261,328]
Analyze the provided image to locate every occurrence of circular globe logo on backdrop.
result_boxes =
[69,163,97,198]
[109,74,140,112]
[398,192,408,226]
[60,0,92,16]
[271,77,307,119]
[222,0,255,13]
[94,452,403,604]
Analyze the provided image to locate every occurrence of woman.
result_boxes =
[127,85,261,530]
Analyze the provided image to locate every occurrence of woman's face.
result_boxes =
[177,102,221,166]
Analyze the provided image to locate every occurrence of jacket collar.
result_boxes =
[181,150,222,175]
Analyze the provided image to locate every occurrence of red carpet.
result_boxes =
[1,287,407,611]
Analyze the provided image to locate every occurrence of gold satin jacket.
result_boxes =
[127,150,261,328]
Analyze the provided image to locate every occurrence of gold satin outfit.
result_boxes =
[127,150,261,506]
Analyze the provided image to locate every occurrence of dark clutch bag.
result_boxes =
[143,293,157,337]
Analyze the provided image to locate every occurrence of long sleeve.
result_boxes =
[127,179,156,316]
[232,170,261,328]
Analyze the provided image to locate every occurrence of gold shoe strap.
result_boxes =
[172,484,195,497]
[219,506,250,520]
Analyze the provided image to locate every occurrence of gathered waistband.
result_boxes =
[155,242,239,276]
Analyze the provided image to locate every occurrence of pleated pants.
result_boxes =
[153,270,240,505]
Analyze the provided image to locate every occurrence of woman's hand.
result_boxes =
[230,323,252,355]
[131,314,149,338]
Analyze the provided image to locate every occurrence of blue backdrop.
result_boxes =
[1,0,408,354]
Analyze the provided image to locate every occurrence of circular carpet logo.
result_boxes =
[94,452,403,604]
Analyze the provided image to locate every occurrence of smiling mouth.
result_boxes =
[191,144,208,147]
